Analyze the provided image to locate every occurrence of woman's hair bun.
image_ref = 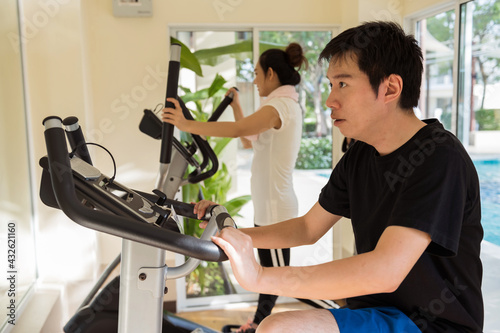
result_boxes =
[258,42,308,85]
[285,43,308,70]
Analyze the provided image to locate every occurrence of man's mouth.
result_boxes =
[333,119,345,126]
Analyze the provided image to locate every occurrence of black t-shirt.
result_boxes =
[319,119,483,332]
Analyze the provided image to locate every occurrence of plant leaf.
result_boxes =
[207,74,227,98]
[194,40,287,67]
[222,195,252,216]
[170,36,203,77]
[181,89,209,103]
[212,137,232,155]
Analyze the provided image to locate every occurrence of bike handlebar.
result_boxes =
[42,116,232,262]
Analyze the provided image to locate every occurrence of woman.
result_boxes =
[163,43,307,333]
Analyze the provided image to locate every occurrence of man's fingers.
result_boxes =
[211,235,234,257]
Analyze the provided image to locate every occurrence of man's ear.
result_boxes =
[384,74,403,104]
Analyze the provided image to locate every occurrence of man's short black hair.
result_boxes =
[319,21,423,111]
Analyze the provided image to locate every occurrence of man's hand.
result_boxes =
[211,227,263,292]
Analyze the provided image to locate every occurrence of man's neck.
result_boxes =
[369,112,427,156]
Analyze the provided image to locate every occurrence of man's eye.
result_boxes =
[339,82,347,88]
[329,82,333,89]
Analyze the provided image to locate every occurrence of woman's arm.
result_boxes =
[227,88,253,149]
[162,97,281,138]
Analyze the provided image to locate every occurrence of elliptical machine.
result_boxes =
[39,43,237,333]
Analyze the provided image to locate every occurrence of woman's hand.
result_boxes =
[211,227,263,292]
[162,97,191,132]
[226,87,240,108]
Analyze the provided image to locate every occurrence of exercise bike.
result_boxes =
[40,43,237,333]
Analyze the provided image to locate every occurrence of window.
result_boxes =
[0,3,38,330]
[416,9,456,131]
[458,0,500,149]
[409,0,500,148]
[410,0,500,241]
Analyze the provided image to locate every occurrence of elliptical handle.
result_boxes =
[207,87,238,122]
[159,43,181,164]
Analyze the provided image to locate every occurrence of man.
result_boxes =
[196,21,483,332]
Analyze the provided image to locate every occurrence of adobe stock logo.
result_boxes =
[409,277,469,331]
[85,64,166,144]
[7,0,71,54]
[211,0,243,21]
[369,0,402,21]
[384,129,447,192]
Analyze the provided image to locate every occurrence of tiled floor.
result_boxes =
[175,301,314,332]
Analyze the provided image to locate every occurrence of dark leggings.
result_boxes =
[253,248,291,325]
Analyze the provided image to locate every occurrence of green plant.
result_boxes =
[303,117,317,134]
[475,109,500,130]
[171,36,251,297]
[182,160,250,296]
[295,136,333,170]
[440,111,452,130]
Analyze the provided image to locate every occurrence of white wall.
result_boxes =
[402,0,454,17]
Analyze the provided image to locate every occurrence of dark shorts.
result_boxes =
[328,306,421,333]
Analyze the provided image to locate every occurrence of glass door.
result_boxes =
[458,0,500,245]
[415,9,456,131]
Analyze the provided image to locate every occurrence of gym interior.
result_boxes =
[1,0,499,332]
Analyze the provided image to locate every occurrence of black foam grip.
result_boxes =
[208,89,235,122]
[63,117,93,165]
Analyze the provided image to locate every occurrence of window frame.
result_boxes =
[404,0,473,139]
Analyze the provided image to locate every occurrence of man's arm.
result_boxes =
[242,202,342,249]
[194,200,342,249]
[213,223,431,301]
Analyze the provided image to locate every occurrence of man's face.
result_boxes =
[325,55,386,142]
